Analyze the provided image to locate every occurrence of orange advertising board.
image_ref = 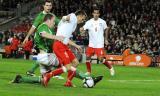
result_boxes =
[105,55,123,65]
[123,54,152,67]
[105,55,123,61]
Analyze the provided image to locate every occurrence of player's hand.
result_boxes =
[76,45,82,53]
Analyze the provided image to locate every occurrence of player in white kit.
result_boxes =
[42,10,103,87]
[80,7,115,76]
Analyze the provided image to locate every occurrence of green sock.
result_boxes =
[20,76,41,83]
[29,62,39,73]
[75,70,90,80]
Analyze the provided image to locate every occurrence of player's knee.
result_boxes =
[65,64,72,71]
[65,64,77,72]
[62,66,67,73]
[72,59,79,67]
[72,63,78,67]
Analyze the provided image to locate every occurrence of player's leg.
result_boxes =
[66,52,103,86]
[96,48,115,76]
[64,49,90,87]
[11,75,41,83]
[26,62,39,76]
[41,51,77,87]
[85,47,94,75]
[65,64,103,87]
[42,42,69,86]
[69,55,90,79]
[40,62,66,86]
[66,49,79,81]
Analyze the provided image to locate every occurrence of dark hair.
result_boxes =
[43,13,54,22]
[42,0,53,5]
[92,7,100,13]
[75,10,87,17]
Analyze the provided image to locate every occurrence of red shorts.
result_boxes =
[86,47,106,58]
[53,41,76,65]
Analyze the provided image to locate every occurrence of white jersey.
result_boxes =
[56,13,77,39]
[83,18,108,48]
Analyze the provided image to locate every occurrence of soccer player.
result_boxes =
[42,10,103,87]
[23,0,60,76]
[11,53,61,84]
[80,7,115,76]
[11,13,63,84]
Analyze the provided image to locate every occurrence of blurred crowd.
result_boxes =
[0,0,160,58]
[103,0,160,56]
[0,0,34,11]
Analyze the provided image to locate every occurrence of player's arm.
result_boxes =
[40,32,64,42]
[80,21,89,35]
[68,39,82,53]
[23,14,41,44]
[62,37,82,53]
[23,26,35,44]
[105,20,116,45]
[104,26,112,46]
[61,15,70,22]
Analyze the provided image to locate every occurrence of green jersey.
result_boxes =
[33,11,60,52]
[34,23,55,52]
[33,11,60,29]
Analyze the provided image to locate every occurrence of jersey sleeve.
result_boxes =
[33,14,43,28]
[83,21,89,30]
[69,13,77,23]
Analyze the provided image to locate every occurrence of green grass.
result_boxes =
[0,59,160,96]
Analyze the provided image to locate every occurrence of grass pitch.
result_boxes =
[0,59,160,96]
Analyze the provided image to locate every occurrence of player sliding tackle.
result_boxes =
[42,10,103,87]
[12,53,102,87]
[12,13,103,87]
[11,13,63,84]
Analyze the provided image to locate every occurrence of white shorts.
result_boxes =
[40,64,52,75]
[37,53,59,66]
[37,53,59,74]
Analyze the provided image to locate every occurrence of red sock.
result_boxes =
[50,67,64,77]
[103,60,112,69]
[67,70,72,79]
[86,62,91,73]
[67,70,76,81]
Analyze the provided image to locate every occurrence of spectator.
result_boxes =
[10,35,20,58]
[23,37,33,59]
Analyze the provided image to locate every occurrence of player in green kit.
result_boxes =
[11,13,63,84]
[22,0,61,76]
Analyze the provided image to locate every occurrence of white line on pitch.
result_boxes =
[108,80,160,82]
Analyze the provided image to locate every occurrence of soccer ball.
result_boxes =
[83,77,94,88]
